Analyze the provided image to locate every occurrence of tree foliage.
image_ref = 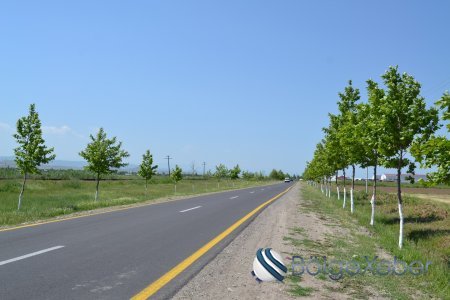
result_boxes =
[14,103,56,209]
[138,149,158,190]
[79,127,129,201]
[411,92,450,184]
[214,164,229,181]
[171,165,183,184]
[230,164,241,180]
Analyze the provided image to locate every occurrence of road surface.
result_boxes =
[0,182,294,299]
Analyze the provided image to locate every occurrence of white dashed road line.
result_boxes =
[179,206,202,213]
[0,246,65,266]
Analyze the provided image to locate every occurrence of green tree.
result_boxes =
[269,169,279,180]
[230,164,241,180]
[138,149,158,192]
[337,80,362,212]
[79,128,130,201]
[171,165,183,193]
[378,66,439,249]
[13,104,56,210]
[214,164,229,184]
[358,79,385,225]
[242,170,254,180]
[411,92,449,184]
[323,114,346,200]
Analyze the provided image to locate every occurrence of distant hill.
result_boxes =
[0,156,138,171]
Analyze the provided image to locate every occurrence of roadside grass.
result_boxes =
[285,275,314,296]
[297,183,449,299]
[0,178,275,226]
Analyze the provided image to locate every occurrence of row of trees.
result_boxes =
[269,169,290,180]
[303,66,449,249]
[9,104,277,209]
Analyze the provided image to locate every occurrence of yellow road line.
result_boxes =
[131,185,293,300]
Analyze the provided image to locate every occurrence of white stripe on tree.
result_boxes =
[343,187,346,208]
[350,188,354,213]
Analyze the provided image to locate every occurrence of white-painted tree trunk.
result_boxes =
[370,194,375,226]
[337,187,340,200]
[320,184,323,193]
[343,187,346,208]
[175,184,177,194]
[350,188,354,213]
[398,202,404,249]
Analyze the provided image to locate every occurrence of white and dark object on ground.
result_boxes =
[251,248,287,282]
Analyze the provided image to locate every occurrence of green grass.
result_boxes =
[0,178,276,226]
[285,275,314,297]
[299,183,449,299]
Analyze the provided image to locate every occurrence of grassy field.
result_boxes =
[0,178,275,226]
[297,183,449,299]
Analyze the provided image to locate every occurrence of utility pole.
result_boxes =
[202,162,206,177]
[165,155,172,176]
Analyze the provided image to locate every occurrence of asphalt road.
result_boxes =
[0,182,294,299]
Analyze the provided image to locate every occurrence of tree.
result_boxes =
[337,80,362,212]
[269,169,280,180]
[138,149,158,192]
[230,164,241,180]
[13,104,56,210]
[242,170,254,180]
[171,165,183,193]
[358,79,385,225]
[377,66,439,249]
[214,164,229,184]
[411,92,449,184]
[323,114,346,200]
[79,128,130,201]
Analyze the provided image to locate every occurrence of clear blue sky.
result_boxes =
[1,1,449,176]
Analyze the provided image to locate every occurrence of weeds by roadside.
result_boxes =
[289,183,449,299]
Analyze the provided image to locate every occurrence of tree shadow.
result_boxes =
[408,229,450,243]
[380,215,444,225]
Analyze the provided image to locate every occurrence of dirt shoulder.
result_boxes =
[173,183,386,299]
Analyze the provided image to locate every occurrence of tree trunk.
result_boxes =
[365,167,368,194]
[327,177,331,198]
[18,173,27,210]
[371,163,377,226]
[351,165,355,213]
[343,169,346,208]
[174,184,177,194]
[95,173,100,201]
[397,153,404,249]
[145,179,148,194]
